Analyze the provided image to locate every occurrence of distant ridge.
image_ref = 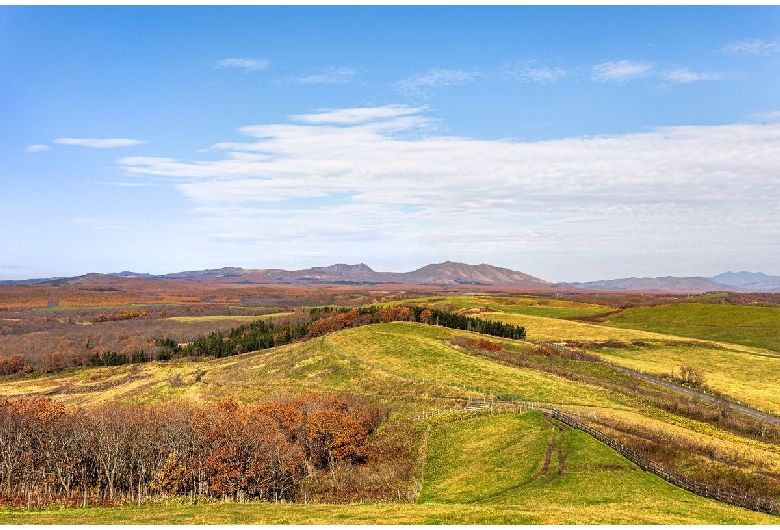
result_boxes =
[4,265,780,293]
[558,276,743,293]
[711,271,780,292]
[1,262,551,288]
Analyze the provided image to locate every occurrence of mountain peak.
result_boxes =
[314,263,375,273]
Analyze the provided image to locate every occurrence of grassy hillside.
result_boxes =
[0,322,618,412]
[412,300,780,413]
[602,303,780,352]
[2,316,779,523]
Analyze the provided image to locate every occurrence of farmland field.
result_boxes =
[601,303,780,352]
[166,312,292,323]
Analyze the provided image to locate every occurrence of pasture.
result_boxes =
[603,303,780,352]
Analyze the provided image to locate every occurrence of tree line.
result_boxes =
[157,305,525,360]
[0,394,385,508]
[0,305,525,377]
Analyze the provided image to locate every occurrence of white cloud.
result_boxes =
[750,110,780,123]
[54,138,144,149]
[116,105,780,279]
[502,63,567,83]
[662,67,724,83]
[287,66,357,84]
[25,144,50,152]
[215,58,270,72]
[396,68,479,96]
[592,60,655,82]
[723,38,780,57]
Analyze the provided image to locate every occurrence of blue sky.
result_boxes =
[2,6,780,282]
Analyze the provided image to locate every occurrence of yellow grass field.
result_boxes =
[166,312,292,323]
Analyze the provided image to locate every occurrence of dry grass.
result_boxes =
[166,312,292,323]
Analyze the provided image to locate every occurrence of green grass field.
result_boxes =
[390,295,613,318]
[602,303,780,352]
[417,411,773,523]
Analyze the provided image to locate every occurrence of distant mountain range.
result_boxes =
[2,263,780,293]
[561,271,780,293]
[117,261,553,289]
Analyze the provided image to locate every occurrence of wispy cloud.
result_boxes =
[286,66,357,84]
[662,67,724,83]
[215,57,270,72]
[117,106,780,276]
[54,138,144,149]
[396,68,479,96]
[502,63,567,83]
[25,144,50,152]
[723,38,780,57]
[749,110,780,123]
[290,105,427,125]
[592,60,655,82]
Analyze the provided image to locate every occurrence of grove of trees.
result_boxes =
[0,394,387,507]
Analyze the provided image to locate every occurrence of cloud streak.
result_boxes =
[661,67,724,83]
[54,138,144,149]
[285,66,357,84]
[25,144,50,152]
[501,63,567,83]
[592,60,655,82]
[215,58,270,72]
[396,69,479,96]
[723,38,780,57]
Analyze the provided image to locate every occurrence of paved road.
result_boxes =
[539,342,780,425]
